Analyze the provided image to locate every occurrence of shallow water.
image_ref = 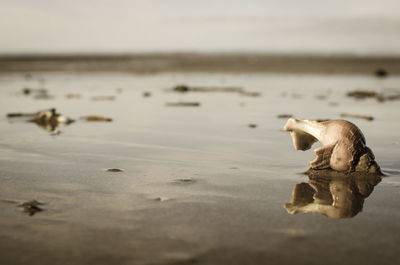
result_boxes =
[0,71,400,265]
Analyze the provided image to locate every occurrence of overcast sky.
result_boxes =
[1,0,400,55]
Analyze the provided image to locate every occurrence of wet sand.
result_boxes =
[0,55,400,265]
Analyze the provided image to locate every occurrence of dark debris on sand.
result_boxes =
[173,178,196,184]
[375,68,388,78]
[166,102,201,107]
[341,113,374,121]
[22,87,31,95]
[18,199,45,216]
[346,89,400,102]
[277,114,293,119]
[347,90,380,99]
[7,108,74,134]
[172,84,261,97]
[22,87,55,100]
[106,168,124,172]
[7,108,116,135]
[81,115,113,122]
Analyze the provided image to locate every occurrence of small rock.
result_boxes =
[277,114,293,119]
[106,168,124,172]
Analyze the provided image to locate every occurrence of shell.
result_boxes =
[283,118,381,174]
[28,108,74,132]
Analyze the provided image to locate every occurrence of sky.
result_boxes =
[1,0,400,55]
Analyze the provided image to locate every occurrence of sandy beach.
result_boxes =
[0,54,400,265]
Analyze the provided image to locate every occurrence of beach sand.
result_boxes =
[0,55,400,265]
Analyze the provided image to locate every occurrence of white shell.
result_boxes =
[284,118,380,173]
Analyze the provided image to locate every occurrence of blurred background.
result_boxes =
[1,0,400,55]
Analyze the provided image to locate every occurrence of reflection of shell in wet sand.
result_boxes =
[284,170,381,218]
[283,118,381,174]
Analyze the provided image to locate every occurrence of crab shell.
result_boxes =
[283,118,381,174]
